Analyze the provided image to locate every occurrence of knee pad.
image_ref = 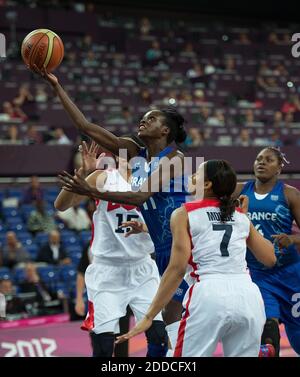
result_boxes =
[261,319,280,357]
[90,332,115,357]
[145,320,168,357]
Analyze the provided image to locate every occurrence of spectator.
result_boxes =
[139,89,152,105]
[235,129,253,146]
[223,56,236,73]
[268,32,280,45]
[207,109,225,127]
[0,125,23,145]
[24,124,42,145]
[258,61,273,76]
[19,263,54,306]
[139,17,151,36]
[145,41,162,62]
[22,176,44,204]
[48,128,72,145]
[1,231,30,269]
[77,34,93,51]
[285,110,294,127]
[82,51,99,68]
[237,33,251,45]
[185,128,204,148]
[2,101,27,121]
[121,106,134,125]
[281,95,300,114]
[268,131,283,148]
[13,84,34,107]
[273,63,288,77]
[37,230,71,266]
[273,111,285,128]
[198,106,210,124]
[27,200,56,235]
[0,279,26,317]
[186,63,204,84]
[181,42,196,58]
[35,85,48,103]
[56,204,91,232]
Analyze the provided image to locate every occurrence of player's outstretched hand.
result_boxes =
[58,170,93,197]
[115,316,153,344]
[238,194,249,214]
[80,140,100,176]
[271,233,294,249]
[31,64,58,87]
[120,220,148,237]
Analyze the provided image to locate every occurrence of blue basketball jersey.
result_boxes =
[130,146,189,254]
[241,180,300,270]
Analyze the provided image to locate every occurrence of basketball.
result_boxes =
[21,29,64,72]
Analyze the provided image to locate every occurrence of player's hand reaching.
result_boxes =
[31,64,58,87]
[119,221,148,237]
[271,233,294,250]
[115,315,153,344]
[80,141,100,177]
[58,170,94,197]
[238,195,249,214]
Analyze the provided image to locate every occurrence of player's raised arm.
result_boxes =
[247,222,276,268]
[32,66,140,159]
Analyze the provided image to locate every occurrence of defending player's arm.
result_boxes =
[32,66,139,159]
[271,186,300,248]
[116,207,191,343]
[59,151,185,207]
[55,141,102,211]
[247,222,277,267]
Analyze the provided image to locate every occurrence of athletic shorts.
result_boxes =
[174,274,266,357]
[82,255,163,334]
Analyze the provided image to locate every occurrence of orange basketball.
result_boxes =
[21,29,64,72]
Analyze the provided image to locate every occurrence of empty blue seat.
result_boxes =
[35,232,49,246]
[37,266,59,290]
[8,223,25,232]
[3,208,19,218]
[66,245,82,255]
[62,235,79,247]
[0,267,12,280]
[13,267,26,283]
[80,230,92,245]
[70,253,81,267]
[59,265,77,284]
[6,217,24,225]
[7,189,23,199]
[26,244,38,260]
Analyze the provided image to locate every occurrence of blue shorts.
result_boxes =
[250,261,300,354]
[155,247,188,303]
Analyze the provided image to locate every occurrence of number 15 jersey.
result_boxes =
[90,169,154,263]
[184,199,250,283]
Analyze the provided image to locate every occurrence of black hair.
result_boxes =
[264,147,290,167]
[160,107,187,144]
[205,160,237,222]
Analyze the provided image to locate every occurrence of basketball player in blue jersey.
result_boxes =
[234,147,300,356]
[35,66,189,355]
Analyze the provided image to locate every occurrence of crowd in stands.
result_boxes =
[0,4,300,149]
[0,176,95,320]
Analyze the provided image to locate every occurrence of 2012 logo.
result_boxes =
[1,338,57,357]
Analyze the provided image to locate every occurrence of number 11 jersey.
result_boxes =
[184,198,250,284]
[90,169,154,263]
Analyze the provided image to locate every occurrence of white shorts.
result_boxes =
[82,255,162,334]
[174,274,266,357]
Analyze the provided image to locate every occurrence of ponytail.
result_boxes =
[205,160,237,222]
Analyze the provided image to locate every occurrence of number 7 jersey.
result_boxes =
[184,199,250,283]
[90,169,154,262]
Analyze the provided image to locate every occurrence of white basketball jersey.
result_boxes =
[90,169,154,262]
[184,199,250,283]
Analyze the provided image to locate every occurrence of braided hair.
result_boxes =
[264,147,290,167]
[160,107,187,145]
